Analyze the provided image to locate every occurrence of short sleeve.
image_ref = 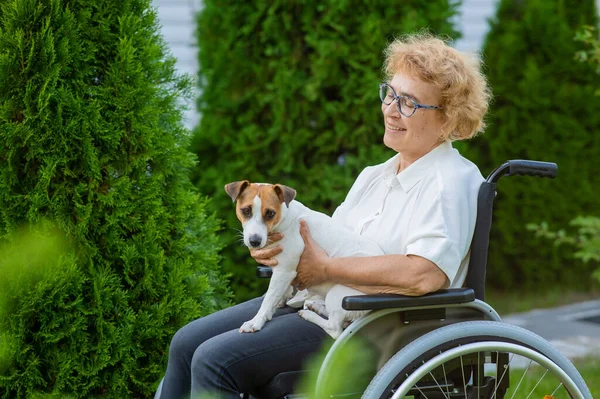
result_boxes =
[404,178,470,285]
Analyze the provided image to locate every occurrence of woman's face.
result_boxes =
[381,73,445,159]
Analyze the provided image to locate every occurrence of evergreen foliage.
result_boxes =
[192,0,462,302]
[527,26,600,286]
[0,0,231,397]
[456,0,600,289]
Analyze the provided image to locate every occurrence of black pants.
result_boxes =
[159,297,331,399]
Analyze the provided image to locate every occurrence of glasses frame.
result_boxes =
[379,83,441,117]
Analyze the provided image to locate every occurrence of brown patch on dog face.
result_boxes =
[232,184,284,234]
[258,186,283,232]
[234,184,260,224]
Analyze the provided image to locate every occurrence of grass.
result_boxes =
[485,288,600,316]
[574,357,600,397]
[505,356,600,398]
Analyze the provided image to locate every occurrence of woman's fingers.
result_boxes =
[299,220,311,243]
[248,232,284,266]
[267,231,284,244]
[258,258,278,267]
[249,245,283,266]
[295,219,330,289]
[253,245,283,258]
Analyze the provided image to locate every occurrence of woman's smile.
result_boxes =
[385,124,407,132]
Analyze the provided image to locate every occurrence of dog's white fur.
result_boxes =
[227,182,385,339]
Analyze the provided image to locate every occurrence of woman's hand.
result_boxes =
[293,220,331,290]
[249,232,284,266]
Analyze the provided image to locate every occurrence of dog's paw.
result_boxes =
[304,299,327,316]
[298,309,315,321]
[239,317,266,333]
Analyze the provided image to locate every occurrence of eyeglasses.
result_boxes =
[379,83,441,117]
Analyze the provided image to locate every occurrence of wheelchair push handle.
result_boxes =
[487,160,557,183]
[508,160,557,178]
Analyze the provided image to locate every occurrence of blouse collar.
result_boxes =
[383,141,453,192]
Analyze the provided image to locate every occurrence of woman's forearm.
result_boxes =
[324,254,448,296]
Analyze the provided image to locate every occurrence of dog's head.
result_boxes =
[224,181,296,249]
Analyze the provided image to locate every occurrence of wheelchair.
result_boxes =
[155,160,593,399]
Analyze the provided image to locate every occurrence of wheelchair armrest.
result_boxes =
[342,288,475,310]
[257,267,475,310]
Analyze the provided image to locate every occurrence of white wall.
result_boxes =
[453,0,500,54]
[153,0,203,130]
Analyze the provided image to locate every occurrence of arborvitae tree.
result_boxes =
[192,0,462,303]
[0,0,231,397]
[456,0,600,289]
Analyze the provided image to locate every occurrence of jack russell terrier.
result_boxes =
[225,181,385,339]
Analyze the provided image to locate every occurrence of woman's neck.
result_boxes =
[396,140,445,174]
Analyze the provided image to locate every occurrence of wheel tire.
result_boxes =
[363,320,592,399]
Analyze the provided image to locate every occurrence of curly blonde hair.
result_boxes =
[384,33,492,141]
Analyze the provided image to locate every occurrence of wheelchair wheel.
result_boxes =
[363,321,592,399]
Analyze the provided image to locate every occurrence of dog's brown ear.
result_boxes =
[274,184,296,208]
[224,180,250,202]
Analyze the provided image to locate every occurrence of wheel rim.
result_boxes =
[389,341,585,399]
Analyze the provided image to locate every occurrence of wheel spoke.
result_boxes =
[426,368,450,399]
[509,359,533,399]
[412,378,430,399]
[477,352,481,399]
[525,369,548,399]
[492,353,513,399]
[459,355,467,399]
[441,356,451,399]
[551,382,564,396]
[495,351,499,398]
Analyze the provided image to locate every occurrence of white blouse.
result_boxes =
[332,141,484,287]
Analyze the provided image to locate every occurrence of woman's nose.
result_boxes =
[383,100,400,117]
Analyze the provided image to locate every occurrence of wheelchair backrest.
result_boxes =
[464,160,557,301]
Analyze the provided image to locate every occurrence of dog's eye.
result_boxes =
[241,207,252,217]
[264,209,276,220]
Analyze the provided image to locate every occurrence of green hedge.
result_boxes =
[456,0,600,290]
[192,0,462,303]
[0,0,231,397]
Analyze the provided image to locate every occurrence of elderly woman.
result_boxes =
[159,33,492,399]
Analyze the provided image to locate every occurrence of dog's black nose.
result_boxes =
[249,235,262,248]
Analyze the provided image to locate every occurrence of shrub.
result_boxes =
[0,0,231,397]
[528,217,600,283]
[456,0,600,290]
[191,0,462,302]
[526,26,600,286]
